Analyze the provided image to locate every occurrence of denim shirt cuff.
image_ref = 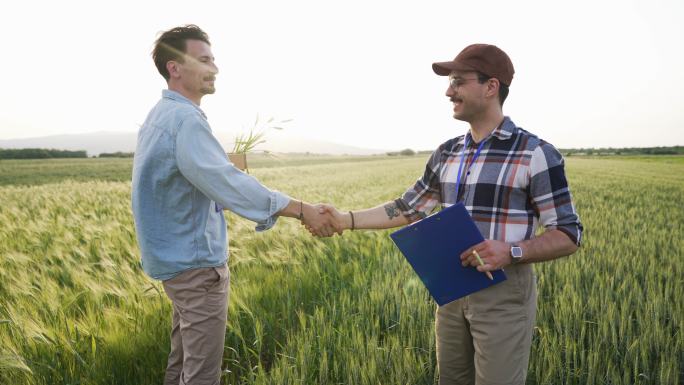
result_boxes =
[255,191,291,232]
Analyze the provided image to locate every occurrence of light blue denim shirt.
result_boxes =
[132,90,290,280]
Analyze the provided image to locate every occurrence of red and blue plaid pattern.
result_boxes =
[396,117,583,245]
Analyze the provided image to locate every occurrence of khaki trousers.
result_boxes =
[436,263,537,385]
[162,265,230,385]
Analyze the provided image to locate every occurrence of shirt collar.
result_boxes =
[493,116,516,140]
[162,89,207,119]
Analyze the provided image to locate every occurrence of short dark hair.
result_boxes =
[476,72,509,106]
[152,25,211,81]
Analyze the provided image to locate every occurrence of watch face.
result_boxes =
[511,246,523,258]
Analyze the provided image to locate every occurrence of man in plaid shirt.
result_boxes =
[320,44,583,384]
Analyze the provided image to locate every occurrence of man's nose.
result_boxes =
[204,61,218,74]
[446,84,455,98]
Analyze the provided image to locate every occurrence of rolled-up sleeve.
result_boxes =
[529,142,583,246]
[175,115,290,231]
[395,146,443,222]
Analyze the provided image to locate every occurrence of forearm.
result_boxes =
[339,201,409,230]
[517,229,579,264]
[276,199,308,219]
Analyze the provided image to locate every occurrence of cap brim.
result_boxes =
[432,61,476,76]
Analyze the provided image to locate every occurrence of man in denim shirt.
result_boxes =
[131,25,336,385]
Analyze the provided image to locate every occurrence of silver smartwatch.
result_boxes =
[510,244,523,264]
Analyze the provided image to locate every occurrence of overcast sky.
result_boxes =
[1,0,682,151]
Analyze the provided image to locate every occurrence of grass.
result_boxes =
[0,154,408,187]
[0,155,682,384]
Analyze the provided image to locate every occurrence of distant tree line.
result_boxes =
[2,146,682,160]
[0,148,138,159]
[387,149,417,156]
[390,146,684,157]
[560,146,684,156]
[98,152,134,158]
[0,148,87,159]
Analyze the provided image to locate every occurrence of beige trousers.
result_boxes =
[162,265,230,385]
[436,263,537,385]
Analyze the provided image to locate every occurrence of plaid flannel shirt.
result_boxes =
[396,116,583,246]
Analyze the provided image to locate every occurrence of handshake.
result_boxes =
[284,199,405,237]
[298,203,349,237]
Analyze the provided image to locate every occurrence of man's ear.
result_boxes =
[486,78,500,99]
[167,61,180,79]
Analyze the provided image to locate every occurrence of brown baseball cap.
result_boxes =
[432,44,514,86]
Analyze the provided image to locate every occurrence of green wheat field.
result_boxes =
[0,155,682,385]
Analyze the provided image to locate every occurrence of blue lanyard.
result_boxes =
[455,136,487,201]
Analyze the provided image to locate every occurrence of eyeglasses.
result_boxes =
[448,76,480,90]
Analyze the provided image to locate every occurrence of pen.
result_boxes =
[472,250,493,280]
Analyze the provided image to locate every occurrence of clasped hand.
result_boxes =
[300,203,344,237]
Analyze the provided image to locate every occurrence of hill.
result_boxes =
[0,131,387,156]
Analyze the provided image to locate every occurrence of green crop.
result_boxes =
[0,155,681,384]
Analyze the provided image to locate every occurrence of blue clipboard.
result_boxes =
[390,202,506,306]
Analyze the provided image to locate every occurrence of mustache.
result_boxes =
[450,97,462,103]
[204,76,216,81]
